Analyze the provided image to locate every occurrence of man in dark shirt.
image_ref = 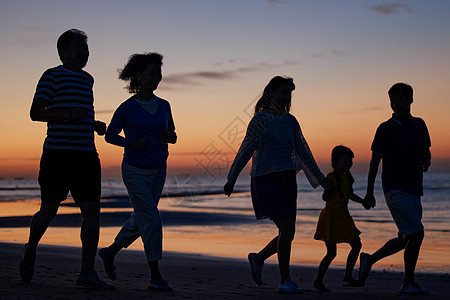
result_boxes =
[359,83,431,295]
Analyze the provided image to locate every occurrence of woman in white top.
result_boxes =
[224,76,331,294]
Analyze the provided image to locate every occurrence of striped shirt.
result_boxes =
[227,112,325,188]
[33,65,96,151]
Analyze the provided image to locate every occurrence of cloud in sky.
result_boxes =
[368,3,412,15]
[211,59,238,67]
[162,60,300,87]
[335,106,384,115]
[163,70,236,86]
[267,0,290,5]
[304,49,348,59]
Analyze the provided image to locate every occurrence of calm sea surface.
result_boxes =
[1,172,449,234]
[1,172,449,273]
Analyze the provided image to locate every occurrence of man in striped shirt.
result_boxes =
[20,29,112,290]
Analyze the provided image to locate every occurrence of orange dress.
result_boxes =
[314,173,361,243]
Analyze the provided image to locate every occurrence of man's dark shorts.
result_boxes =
[38,149,101,204]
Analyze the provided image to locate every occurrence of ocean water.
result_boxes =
[1,171,449,273]
[2,172,449,234]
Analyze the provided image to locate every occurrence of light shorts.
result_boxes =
[385,190,424,238]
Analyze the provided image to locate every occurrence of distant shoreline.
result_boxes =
[2,167,450,181]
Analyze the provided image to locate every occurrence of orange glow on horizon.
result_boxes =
[2,151,450,180]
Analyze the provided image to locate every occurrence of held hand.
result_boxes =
[166,131,177,144]
[363,194,376,210]
[70,107,89,121]
[223,181,234,197]
[94,120,106,136]
[129,137,148,151]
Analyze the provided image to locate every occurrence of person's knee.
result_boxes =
[79,202,100,216]
[406,229,424,243]
[395,233,407,248]
[326,248,337,259]
[79,202,100,228]
[280,229,295,242]
[36,202,59,220]
[411,229,424,239]
[276,219,295,241]
[351,238,362,252]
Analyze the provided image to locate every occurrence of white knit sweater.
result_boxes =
[227,111,325,188]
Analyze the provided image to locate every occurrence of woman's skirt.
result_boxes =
[250,170,297,221]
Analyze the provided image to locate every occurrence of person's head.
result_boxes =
[331,145,354,174]
[388,82,413,118]
[57,29,89,71]
[118,53,163,94]
[254,76,295,115]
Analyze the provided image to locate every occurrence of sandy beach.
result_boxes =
[0,242,448,299]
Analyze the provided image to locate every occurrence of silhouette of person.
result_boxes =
[359,83,431,295]
[313,145,370,292]
[20,29,112,289]
[99,53,176,292]
[224,76,332,294]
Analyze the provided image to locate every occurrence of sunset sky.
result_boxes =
[1,0,449,179]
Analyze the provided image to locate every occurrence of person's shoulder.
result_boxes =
[117,96,136,109]
[284,113,300,128]
[80,69,94,81]
[40,66,61,76]
[383,116,395,124]
[326,172,338,183]
[124,95,137,104]
[377,117,395,129]
[246,113,265,129]
[46,65,61,72]
[286,113,299,122]
[155,96,171,108]
[153,97,173,114]
[51,66,94,81]
[413,116,428,126]
[63,67,94,82]
[251,112,265,120]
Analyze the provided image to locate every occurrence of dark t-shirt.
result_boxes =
[371,114,431,196]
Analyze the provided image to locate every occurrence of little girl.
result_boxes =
[313,145,366,292]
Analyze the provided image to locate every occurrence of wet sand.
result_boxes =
[1,242,449,299]
[1,199,449,275]
[1,196,449,299]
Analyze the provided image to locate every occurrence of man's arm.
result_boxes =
[30,98,88,122]
[364,151,381,209]
[366,151,381,195]
[421,148,431,172]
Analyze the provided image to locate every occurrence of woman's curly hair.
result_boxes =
[118,52,163,93]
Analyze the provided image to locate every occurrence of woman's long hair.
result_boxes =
[253,76,295,115]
